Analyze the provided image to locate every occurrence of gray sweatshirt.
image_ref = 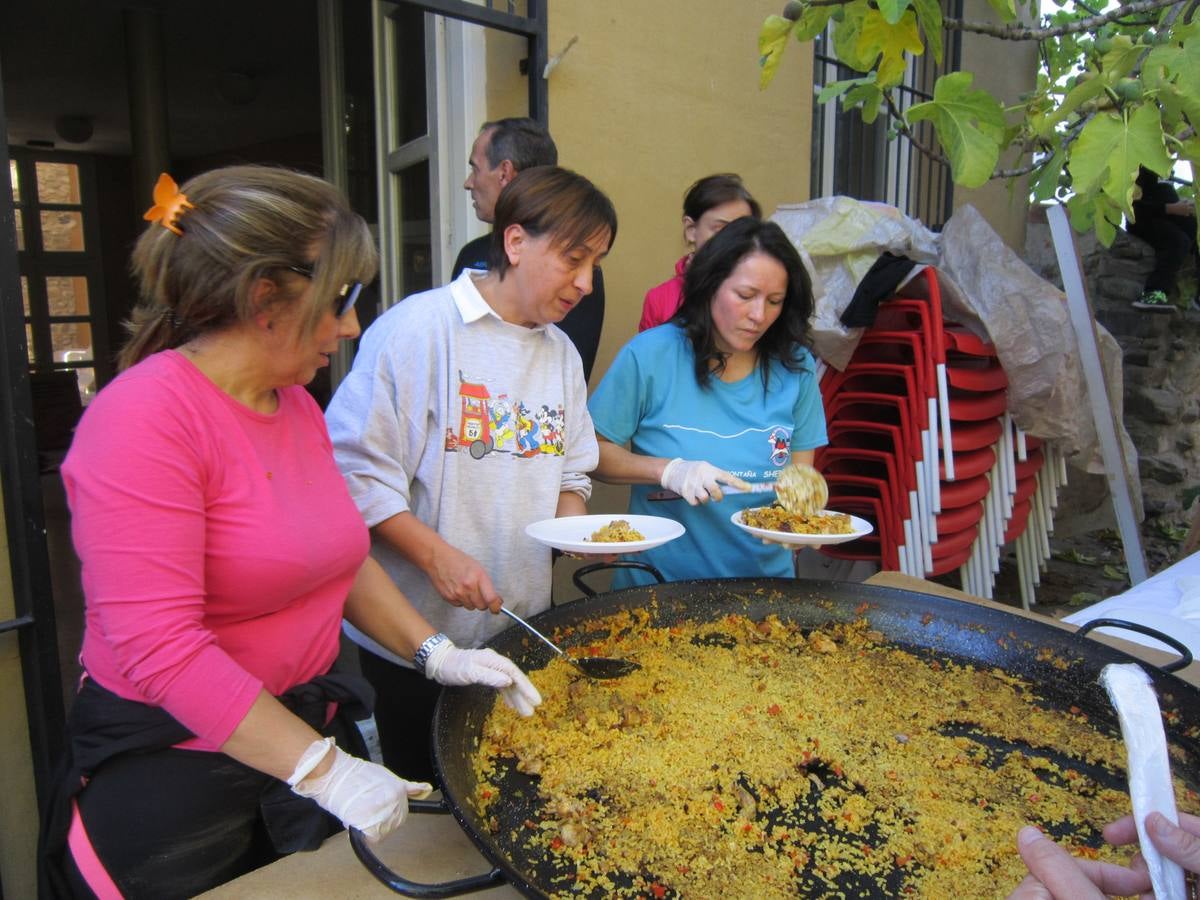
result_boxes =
[326,272,598,660]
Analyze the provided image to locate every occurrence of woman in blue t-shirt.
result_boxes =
[589,216,826,588]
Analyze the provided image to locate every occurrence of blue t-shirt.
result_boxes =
[588,324,827,588]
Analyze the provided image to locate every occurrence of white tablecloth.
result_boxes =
[1064,552,1200,661]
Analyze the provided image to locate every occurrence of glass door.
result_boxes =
[10,151,107,408]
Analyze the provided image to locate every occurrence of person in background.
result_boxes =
[327,166,616,782]
[638,173,761,332]
[452,116,606,381]
[39,167,541,900]
[589,216,825,590]
[1007,811,1200,898]
[1129,166,1199,311]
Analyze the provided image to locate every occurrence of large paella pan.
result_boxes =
[353,576,1200,898]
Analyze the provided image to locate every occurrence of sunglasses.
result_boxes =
[286,263,363,319]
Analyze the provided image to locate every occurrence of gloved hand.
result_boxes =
[424,639,543,717]
[660,457,751,506]
[288,738,432,843]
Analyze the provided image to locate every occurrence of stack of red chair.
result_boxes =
[813,266,1067,605]
[816,267,947,577]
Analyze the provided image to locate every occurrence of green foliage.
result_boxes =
[859,9,924,88]
[1070,106,1171,217]
[1156,520,1190,541]
[756,0,1200,245]
[758,15,794,90]
[1102,563,1128,581]
[1052,547,1097,565]
[907,73,1006,188]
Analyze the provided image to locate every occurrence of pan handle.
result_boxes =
[572,560,665,597]
[409,797,448,814]
[349,827,507,897]
[1075,617,1194,673]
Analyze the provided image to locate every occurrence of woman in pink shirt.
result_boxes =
[638,173,761,332]
[40,166,540,900]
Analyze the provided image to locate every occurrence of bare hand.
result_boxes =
[427,543,502,612]
[1006,827,1151,899]
[1105,811,1200,873]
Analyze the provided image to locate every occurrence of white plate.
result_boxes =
[730,508,873,546]
[525,514,686,554]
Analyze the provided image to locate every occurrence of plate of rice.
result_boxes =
[526,514,686,554]
[731,506,872,545]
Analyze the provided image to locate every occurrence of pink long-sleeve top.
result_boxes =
[637,254,690,332]
[61,350,370,750]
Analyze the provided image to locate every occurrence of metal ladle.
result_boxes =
[499,606,640,679]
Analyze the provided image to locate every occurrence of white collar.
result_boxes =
[449,270,547,332]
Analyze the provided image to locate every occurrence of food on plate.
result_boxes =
[743,504,853,535]
[774,461,828,515]
[473,608,1200,898]
[586,519,646,543]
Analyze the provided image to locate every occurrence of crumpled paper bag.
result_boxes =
[771,197,940,369]
[771,198,1139,480]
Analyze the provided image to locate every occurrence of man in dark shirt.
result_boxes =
[1128,166,1199,311]
[451,118,606,381]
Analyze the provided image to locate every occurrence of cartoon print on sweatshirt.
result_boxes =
[491,396,516,451]
[515,401,542,457]
[536,404,564,454]
[446,372,563,460]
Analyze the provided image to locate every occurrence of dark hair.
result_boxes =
[683,173,761,223]
[120,165,377,371]
[481,117,558,171]
[674,217,813,390]
[486,167,618,277]
[1136,166,1160,191]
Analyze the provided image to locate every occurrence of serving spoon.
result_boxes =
[647,461,829,514]
[499,606,640,679]
[773,462,829,515]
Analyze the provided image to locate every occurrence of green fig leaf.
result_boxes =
[759,15,796,90]
[1069,106,1171,217]
[858,8,924,89]
[906,72,1006,188]
[911,0,944,64]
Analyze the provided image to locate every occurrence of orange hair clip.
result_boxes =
[143,173,195,235]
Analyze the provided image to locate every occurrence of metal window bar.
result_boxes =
[392,0,547,123]
[810,0,961,228]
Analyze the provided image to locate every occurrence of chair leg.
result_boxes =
[927,399,942,514]
[937,363,954,480]
[1016,533,1032,611]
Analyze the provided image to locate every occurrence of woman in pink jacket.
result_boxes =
[40,166,540,899]
[638,173,761,332]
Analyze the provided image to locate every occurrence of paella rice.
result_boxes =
[742,504,853,535]
[587,519,646,543]
[472,607,1200,898]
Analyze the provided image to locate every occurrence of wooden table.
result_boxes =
[202,572,1197,898]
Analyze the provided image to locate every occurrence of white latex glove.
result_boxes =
[660,457,751,506]
[288,738,432,843]
[425,639,543,717]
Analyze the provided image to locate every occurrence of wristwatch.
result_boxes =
[413,632,450,675]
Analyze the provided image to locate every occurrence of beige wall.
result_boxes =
[0,499,38,900]
[541,1,814,388]
[951,0,1039,251]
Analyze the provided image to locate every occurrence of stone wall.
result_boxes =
[1023,207,1200,526]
